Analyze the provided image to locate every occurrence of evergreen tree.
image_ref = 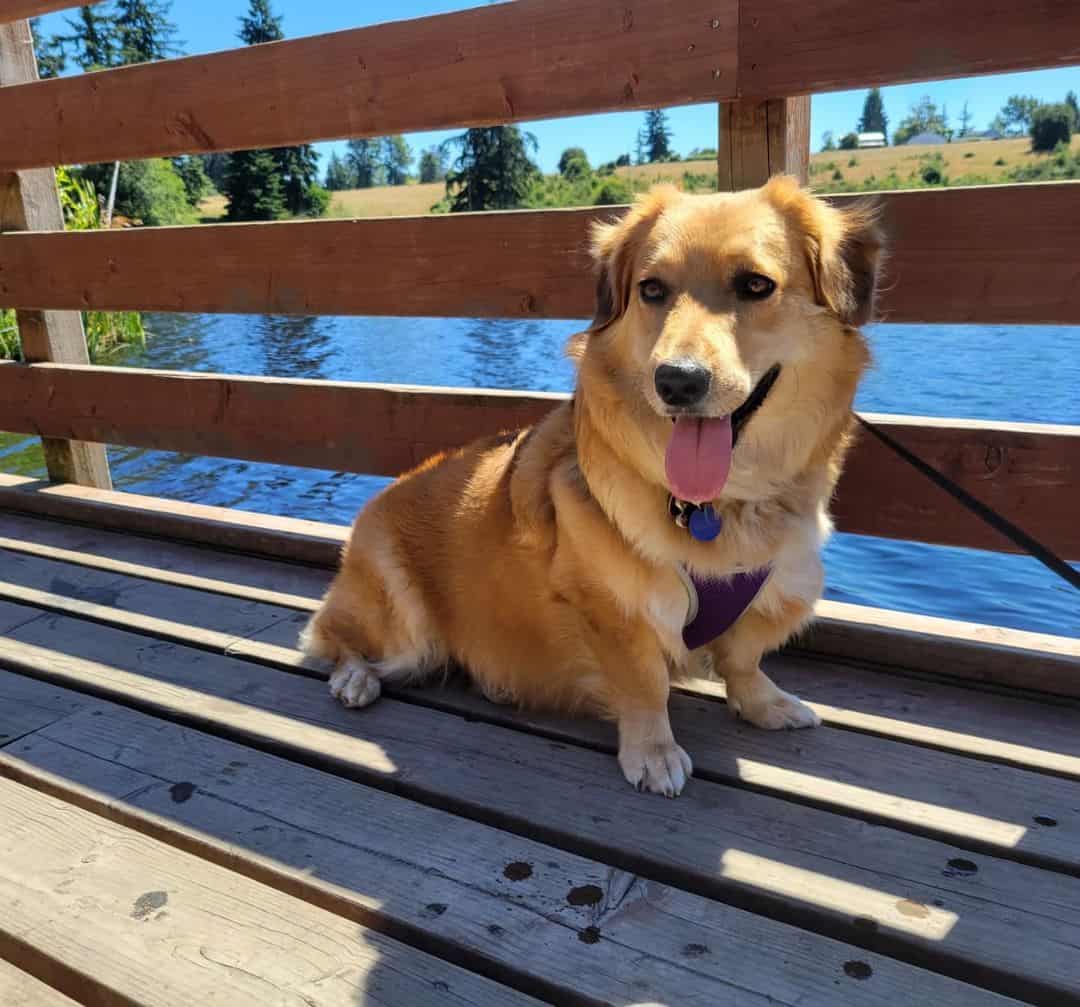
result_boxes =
[238,0,283,44]
[958,101,973,138]
[441,126,538,212]
[856,87,888,142]
[274,145,321,214]
[417,147,446,184]
[201,153,229,189]
[1066,91,1080,130]
[641,109,673,162]
[223,0,323,219]
[381,135,413,186]
[61,5,117,70]
[324,152,355,191]
[172,156,213,206]
[113,0,180,63]
[345,139,383,188]
[820,130,836,151]
[223,150,286,220]
[29,19,67,78]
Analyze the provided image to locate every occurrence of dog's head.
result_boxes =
[578,177,883,503]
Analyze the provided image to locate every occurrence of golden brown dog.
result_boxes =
[302,177,883,796]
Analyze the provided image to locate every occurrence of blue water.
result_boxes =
[6,314,1079,637]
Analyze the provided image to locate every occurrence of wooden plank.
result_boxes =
[718,96,810,190]
[0,546,307,651]
[0,512,328,609]
[712,654,1080,780]
[3,688,1024,1007]
[800,600,1080,698]
[0,626,1065,1002]
[0,472,347,566]
[739,0,1080,99]
[2,365,1078,558]
[3,1,1078,170]
[0,652,98,747]
[0,775,541,1007]
[0,21,110,489]
[1,184,1078,324]
[0,958,79,1007]
[0,0,739,173]
[2,1,97,20]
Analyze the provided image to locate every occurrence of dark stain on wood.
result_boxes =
[1034,815,1058,827]
[943,857,978,878]
[169,782,195,803]
[503,861,533,881]
[567,884,603,907]
[578,926,601,944]
[131,891,168,920]
[843,961,873,980]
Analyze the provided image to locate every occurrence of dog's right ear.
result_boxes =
[588,186,678,333]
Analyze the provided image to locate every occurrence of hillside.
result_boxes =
[199,135,1079,221]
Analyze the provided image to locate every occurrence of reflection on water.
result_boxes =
[3,315,1077,637]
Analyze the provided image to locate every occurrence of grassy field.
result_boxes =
[198,135,1079,221]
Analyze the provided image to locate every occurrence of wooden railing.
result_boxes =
[1,0,1078,563]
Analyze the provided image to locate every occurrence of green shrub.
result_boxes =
[302,184,331,217]
[594,177,633,205]
[1,167,144,362]
[838,133,858,150]
[963,151,975,158]
[847,157,859,167]
[1030,104,1073,152]
[80,159,197,227]
[994,157,1008,166]
[920,163,944,184]
[1007,142,1080,181]
[832,169,844,181]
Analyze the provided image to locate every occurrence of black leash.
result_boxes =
[853,413,1080,592]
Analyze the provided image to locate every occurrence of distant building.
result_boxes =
[856,132,886,148]
[965,129,1004,142]
[904,132,947,146]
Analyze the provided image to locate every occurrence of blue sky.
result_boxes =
[38,1,1080,173]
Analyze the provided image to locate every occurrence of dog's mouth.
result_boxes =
[664,364,781,504]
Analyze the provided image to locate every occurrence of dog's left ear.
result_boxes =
[765,177,885,327]
[817,199,885,327]
[588,185,679,332]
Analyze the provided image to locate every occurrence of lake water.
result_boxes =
[3,313,1077,637]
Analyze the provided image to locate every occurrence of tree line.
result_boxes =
[823,87,1078,152]
[32,0,327,223]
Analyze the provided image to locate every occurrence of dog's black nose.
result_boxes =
[655,361,712,408]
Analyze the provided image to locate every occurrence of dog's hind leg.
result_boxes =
[301,540,445,711]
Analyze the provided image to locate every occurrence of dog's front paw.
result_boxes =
[618,739,693,798]
[329,660,381,709]
[726,668,820,730]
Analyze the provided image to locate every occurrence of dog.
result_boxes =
[301,177,883,796]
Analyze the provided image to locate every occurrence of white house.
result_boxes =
[856,132,886,148]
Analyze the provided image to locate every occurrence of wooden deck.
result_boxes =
[0,507,1075,1006]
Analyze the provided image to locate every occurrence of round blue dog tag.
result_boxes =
[688,504,722,541]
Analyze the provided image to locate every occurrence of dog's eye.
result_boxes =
[639,278,667,303]
[735,273,777,300]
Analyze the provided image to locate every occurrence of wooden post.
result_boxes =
[717,96,811,190]
[0,20,111,488]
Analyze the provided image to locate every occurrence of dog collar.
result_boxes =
[676,565,771,650]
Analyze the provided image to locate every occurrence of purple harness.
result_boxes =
[679,567,771,650]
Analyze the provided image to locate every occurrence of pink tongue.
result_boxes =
[665,415,733,503]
